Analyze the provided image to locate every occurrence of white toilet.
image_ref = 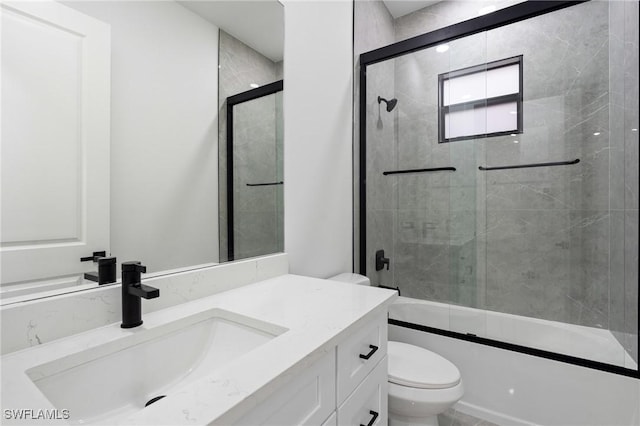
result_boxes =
[387,341,463,426]
[329,273,464,426]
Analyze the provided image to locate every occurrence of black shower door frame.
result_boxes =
[358,0,640,379]
[226,80,283,261]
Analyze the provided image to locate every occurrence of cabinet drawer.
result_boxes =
[337,357,388,426]
[337,312,387,404]
[233,350,336,426]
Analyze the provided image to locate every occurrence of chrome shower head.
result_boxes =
[378,96,398,112]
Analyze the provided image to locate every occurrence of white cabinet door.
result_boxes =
[337,313,387,404]
[337,357,388,426]
[1,1,110,286]
[232,351,336,426]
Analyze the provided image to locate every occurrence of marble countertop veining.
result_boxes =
[1,274,397,425]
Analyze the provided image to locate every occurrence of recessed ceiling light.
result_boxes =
[478,5,496,15]
[632,128,638,132]
[436,44,449,53]
[249,83,260,88]
[510,133,517,136]
[513,140,519,144]
[593,132,601,136]
[509,111,517,115]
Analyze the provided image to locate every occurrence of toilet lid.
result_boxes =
[388,341,461,389]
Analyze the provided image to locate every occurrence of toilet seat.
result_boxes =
[388,341,461,389]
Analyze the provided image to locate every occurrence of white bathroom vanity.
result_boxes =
[2,274,396,425]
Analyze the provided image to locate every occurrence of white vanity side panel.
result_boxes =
[232,350,336,426]
[0,254,288,355]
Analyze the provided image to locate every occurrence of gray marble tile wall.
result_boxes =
[232,95,281,260]
[357,0,638,364]
[353,0,396,282]
[610,0,639,365]
[218,30,282,261]
[390,31,485,306]
[478,2,613,328]
[365,58,397,286]
[623,0,639,366]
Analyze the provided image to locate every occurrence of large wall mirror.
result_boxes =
[0,0,284,304]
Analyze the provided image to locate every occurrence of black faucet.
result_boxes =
[81,251,117,285]
[121,261,159,328]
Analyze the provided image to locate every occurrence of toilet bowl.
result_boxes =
[387,341,463,426]
[328,273,464,426]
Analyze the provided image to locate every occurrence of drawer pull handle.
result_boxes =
[359,344,379,360]
[360,410,379,426]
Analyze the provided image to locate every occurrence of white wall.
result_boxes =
[63,1,220,273]
[282,0,354,278]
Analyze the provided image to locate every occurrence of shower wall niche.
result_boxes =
[357,0,639,374]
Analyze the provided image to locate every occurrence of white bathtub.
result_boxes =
[389,296,637,370]
[389,297,639,426]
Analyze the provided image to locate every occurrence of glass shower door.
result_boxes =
[364,0,638,372]
[231,91,283,260]
[365,32,486,330]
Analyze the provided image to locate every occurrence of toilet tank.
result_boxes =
[328,273,371,286]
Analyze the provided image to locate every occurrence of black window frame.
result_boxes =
[438,55,523,143]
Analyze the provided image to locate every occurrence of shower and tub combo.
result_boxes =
[358,0,639,393]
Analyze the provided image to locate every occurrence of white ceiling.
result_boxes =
[382,0,442,19]
[178,1,284,62]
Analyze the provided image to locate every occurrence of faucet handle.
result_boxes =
[128,283,159,299]
[80,251,107,262]
[122,261,147,274]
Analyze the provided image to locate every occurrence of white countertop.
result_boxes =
[1,274,396,425]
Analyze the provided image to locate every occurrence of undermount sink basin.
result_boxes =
[25,309,286,425]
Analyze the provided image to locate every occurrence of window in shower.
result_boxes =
[438,55,522,143]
